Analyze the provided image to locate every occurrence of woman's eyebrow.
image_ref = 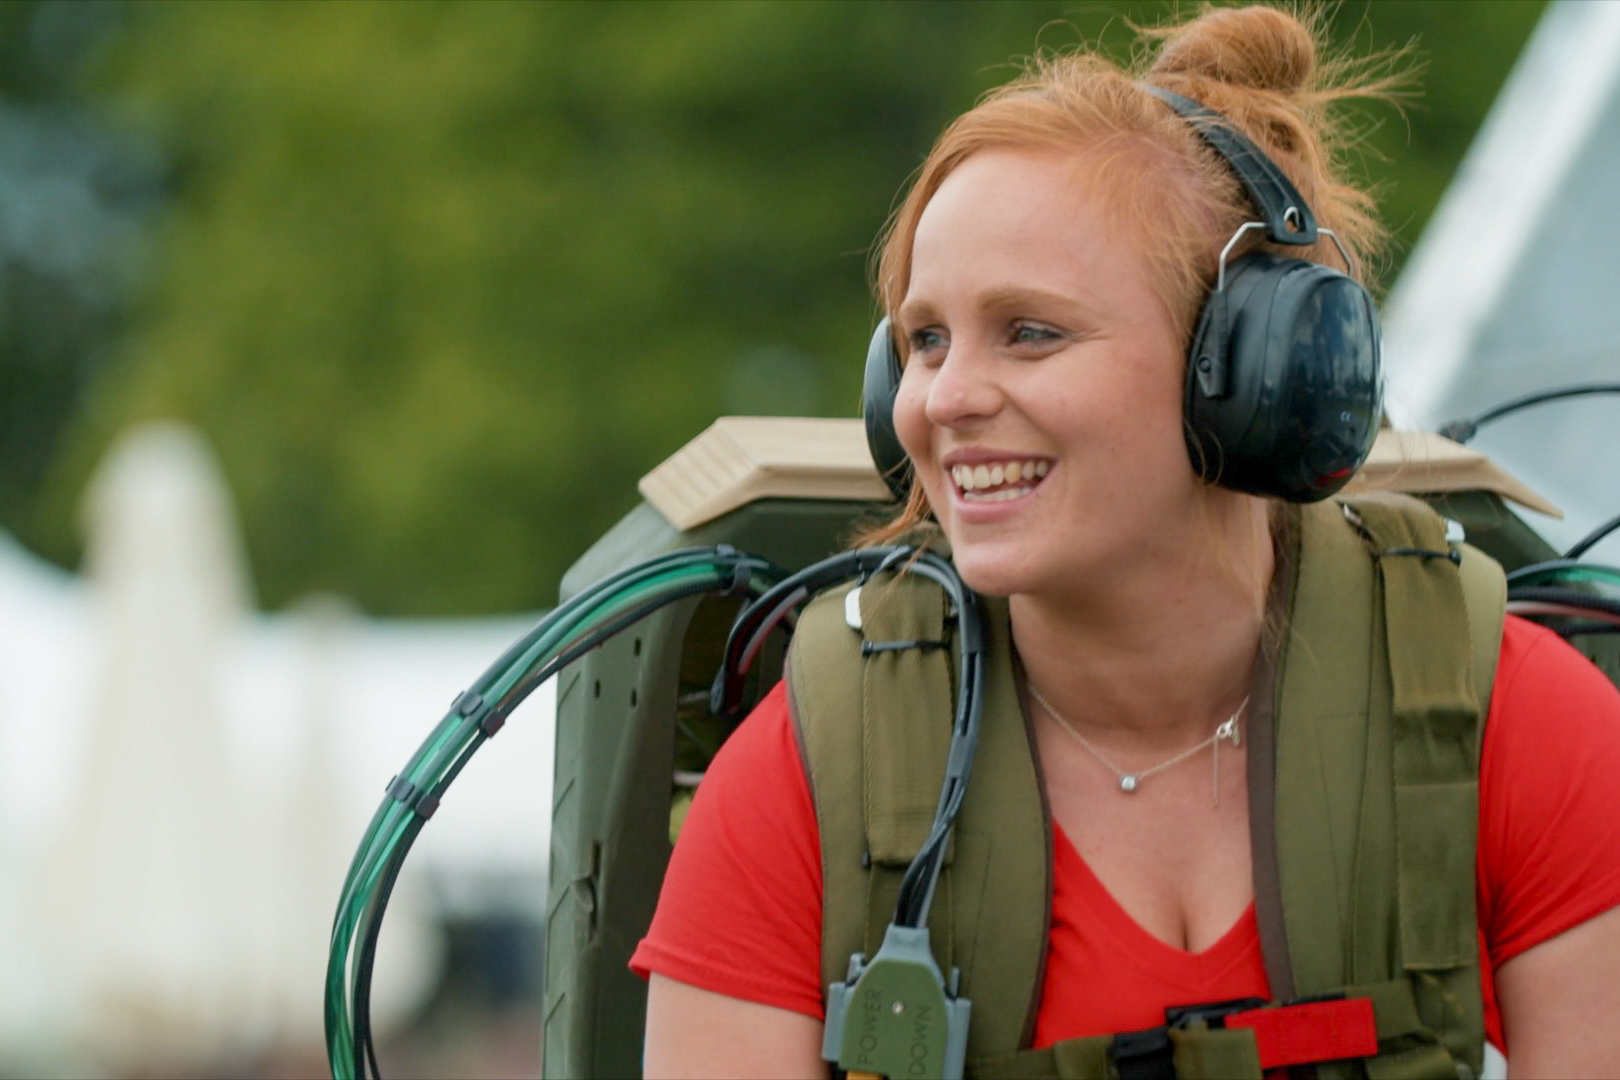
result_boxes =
[976,285,1092,318]
[898,286,1097,328]
[894,298,939,329]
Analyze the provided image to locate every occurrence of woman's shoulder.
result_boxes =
[1482,613,1620,800]
[1478,615,1620,965]
[699,680,815,819]
[631,679,826,1016]
[1491,614,1620,722]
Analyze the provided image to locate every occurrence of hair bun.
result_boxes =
[1149,6,1316,94]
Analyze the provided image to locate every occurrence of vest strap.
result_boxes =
[1348,495,1484,970]
[793,577,1049,1061]
[969,990,1418,1079]
[1225,996,1376,1067]
[1268,496,1491,1078]
[860,577,956,865]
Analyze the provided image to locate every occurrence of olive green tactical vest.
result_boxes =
[787,494,1505,1080]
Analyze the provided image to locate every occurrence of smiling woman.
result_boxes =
[633,6,1620,1079]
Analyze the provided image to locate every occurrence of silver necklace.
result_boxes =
[1026,682,1248,802]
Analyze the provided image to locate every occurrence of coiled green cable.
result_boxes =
[325,548,782,1078]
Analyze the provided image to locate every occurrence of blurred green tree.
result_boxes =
[0,0,158,553]
[24,0,1545,614]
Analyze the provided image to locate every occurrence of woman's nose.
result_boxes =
[924,347,1002,428]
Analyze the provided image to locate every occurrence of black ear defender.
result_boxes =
[860,87,1381,505]
[1144,85,1381,503]
[863,317,909,501]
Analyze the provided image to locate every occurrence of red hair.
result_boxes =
[859,3,1414,545]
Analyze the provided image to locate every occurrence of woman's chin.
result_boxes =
[946,546,1041,599]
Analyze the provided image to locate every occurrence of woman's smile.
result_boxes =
[946,453,1053,507]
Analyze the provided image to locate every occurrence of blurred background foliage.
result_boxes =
[2,0,1546,616]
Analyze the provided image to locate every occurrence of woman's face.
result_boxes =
[893,148,1210,599]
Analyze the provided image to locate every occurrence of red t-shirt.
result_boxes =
[632,616,1620,1054]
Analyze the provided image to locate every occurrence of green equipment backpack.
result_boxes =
[539,418,1582,1080]
[791,492,1503,1080]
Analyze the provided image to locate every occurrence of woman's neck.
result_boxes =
[1010,499,1274,748]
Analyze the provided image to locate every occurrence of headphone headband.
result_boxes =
[1140,85,1318,247]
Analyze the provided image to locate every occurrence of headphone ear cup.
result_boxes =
[1184,252,1382,502]
[862,317,909,500]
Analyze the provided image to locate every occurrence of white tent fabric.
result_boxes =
[0,422,553,1069]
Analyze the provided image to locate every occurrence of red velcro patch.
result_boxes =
[1227,998,1378,1069]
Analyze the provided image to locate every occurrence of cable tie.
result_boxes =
[1382,546,1462,566]
[725,558,752,597]
[479,709,507,737]
[385,775,439,820]
[710,542,754,595]
[449,688,504,737]
[862,638,948,655]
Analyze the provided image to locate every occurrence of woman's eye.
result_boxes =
[1010,322,1059,346]
[908,327,947,355]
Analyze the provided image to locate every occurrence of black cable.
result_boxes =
[369,552,754,805]
[1504,558,1620,585]
[493,577,752,720]
[709,543,986,930]
[735,588,806,676]
[352,814,425,1078]
[353,813,440,1075]
[492,550,779,699]
[354,725,495,1077]
[1560,621,1620,639]
[709,547,909,718]
[1566,513,1620,561]
[1436,383,1620,445]
[887,553,986,930]
[1507,586,1620,620]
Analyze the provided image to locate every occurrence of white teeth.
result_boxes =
[963,486,1034,503]
[949,458,1051,494]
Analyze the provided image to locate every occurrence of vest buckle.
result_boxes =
[1108,1026,1176,1080]
[1109,997,1270,1080]
[1166,996,1269,1029]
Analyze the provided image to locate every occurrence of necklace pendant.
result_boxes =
[1119,775,1139,793]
